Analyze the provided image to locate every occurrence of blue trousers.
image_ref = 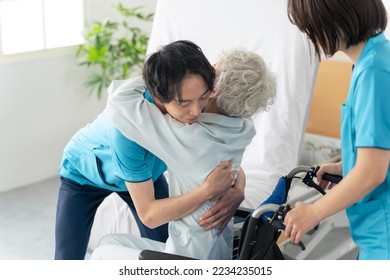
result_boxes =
[54,175,168,260]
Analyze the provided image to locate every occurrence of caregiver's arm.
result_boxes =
[127,160,235,229]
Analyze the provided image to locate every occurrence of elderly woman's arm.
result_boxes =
[199,167,246,234]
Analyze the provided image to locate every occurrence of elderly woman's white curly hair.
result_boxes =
[214,48,276,118]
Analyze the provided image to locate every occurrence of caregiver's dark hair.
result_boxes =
[287,0,388,59]
[142,40,215,103]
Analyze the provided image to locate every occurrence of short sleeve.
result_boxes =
[354,68,390,150]
[109,127,152,182]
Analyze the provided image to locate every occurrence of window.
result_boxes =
[0,0,84,55]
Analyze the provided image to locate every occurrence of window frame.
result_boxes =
[0,0,85,59]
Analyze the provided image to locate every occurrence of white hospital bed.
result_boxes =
[88,0,325,257]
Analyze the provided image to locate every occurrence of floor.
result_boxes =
[0,176,59,260]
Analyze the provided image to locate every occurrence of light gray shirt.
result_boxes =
[107,76,256,259]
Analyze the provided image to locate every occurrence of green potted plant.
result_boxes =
[77,3,153,99]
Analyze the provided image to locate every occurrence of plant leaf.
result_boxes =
[78,2,153,99]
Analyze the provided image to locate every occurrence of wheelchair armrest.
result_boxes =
[138,249,196,260]
[233,207,254,224]
[234,206,254,218]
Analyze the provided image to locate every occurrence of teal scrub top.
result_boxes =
[341,33,390,259]
[58,91,167,192]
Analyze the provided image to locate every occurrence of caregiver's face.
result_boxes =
[164,74,211,124]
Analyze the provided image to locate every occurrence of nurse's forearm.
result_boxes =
[313,148,389,222]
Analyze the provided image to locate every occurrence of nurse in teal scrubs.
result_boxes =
[284,0,390,259]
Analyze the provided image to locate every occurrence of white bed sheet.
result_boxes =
[89,0,319,255]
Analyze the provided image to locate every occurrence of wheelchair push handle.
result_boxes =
[314,166,343,184]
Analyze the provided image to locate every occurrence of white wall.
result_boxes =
[0,0,157,193]
[385,0,390,39]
